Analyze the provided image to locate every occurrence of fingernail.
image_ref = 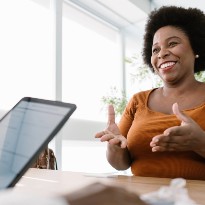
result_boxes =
[164,131,170,136]
[153,138,159,143]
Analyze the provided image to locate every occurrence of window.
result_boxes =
[62,2,122,122]
[0,0,53,111]
[0,0,138,172]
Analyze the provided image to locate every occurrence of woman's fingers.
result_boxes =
[107,104,115,125]
[95,131,107,138]
[109,136,127,148]
[172,102,193,124]
[95,104,127,148]
[150,103,199,152]
[100,133,127,148]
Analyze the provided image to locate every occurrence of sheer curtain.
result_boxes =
[62,2,122,122]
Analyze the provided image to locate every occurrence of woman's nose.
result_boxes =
[158,48,170,59]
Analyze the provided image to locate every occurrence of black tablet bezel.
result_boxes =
[0,97,76,188]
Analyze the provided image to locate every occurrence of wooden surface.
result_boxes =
[14,168,205,204]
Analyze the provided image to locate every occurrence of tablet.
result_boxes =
[0,97,76,189]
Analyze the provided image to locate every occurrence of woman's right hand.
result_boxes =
[95,105,127,149]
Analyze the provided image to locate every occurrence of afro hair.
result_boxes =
[142,6,205,73]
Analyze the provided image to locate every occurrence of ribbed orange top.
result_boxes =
[118,89,205,179]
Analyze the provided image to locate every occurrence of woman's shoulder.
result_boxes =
[132,88,156,101]
[126,88,156,109]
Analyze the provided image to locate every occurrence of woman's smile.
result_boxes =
[159,61,176,69]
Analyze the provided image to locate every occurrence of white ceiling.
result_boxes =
[66,0,205,37]
[66,0,148,29]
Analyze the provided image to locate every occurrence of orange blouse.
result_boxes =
[118,89,205,179]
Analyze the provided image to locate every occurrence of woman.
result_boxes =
[95,6,205,180]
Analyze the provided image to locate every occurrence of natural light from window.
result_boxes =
[62,3,122,122]
[0,0,53,112]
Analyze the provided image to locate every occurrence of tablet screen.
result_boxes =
[0,97,76,189]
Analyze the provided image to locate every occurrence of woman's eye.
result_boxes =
[169,42,178,47]
[152,48,159,54]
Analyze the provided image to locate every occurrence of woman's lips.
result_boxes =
[159,61,176,71]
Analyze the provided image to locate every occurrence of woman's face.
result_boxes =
[151,25,195,84]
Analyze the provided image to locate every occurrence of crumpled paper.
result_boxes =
[140,178,197,205]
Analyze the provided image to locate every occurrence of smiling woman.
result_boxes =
[95,6,205,180]
[151,25,196,88]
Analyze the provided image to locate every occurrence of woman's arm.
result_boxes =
[106,143,131,170]
[95,105,131,170]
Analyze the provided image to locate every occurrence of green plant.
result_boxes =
[101,86,128,116]
[195,71,205,82]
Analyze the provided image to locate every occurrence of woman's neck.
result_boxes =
[162,79,201,98]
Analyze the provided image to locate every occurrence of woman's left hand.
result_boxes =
[150,103,205,153]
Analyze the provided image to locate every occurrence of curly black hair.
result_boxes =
[142,6,205,73]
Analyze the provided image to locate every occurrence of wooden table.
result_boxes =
[14,168,205,204]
